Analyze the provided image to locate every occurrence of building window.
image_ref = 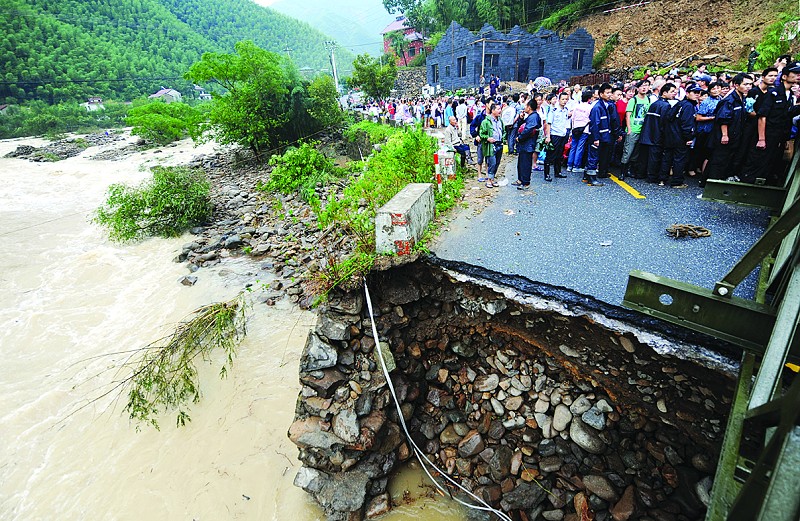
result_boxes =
[572,49,585,70]
[432,64,439,83]
[409,47,416,57]
[538,59,545,78]
[484,54,499,68]
[445,65,450,77]
[457,56,466,77]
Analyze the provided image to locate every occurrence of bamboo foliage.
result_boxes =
[120,294,248,430]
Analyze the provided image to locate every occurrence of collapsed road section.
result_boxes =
[288,255,737,520]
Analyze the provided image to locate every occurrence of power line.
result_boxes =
[0,76,187,86]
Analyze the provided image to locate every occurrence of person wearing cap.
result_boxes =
[740,62,800,185]
[704,73,754,184]
[693,81,725,177]
[640,83,678,184]
[660,84,702,188]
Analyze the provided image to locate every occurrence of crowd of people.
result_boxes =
[361,54,800,191]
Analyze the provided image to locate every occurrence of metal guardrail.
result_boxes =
[623,152,800,520]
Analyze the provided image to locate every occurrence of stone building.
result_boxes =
[426,21,594,91]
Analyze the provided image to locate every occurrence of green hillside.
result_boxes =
[0,0,353,104]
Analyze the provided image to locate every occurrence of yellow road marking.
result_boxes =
[610,174,646,199]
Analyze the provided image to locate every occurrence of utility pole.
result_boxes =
[283,47,293,60]
[324,41,341,94]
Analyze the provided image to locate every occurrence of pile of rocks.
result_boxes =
[174,143,357,306]
[289,260,732,520]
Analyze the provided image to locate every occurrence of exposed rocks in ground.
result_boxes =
[4,132,126,161]
[288,259,734,520]
[173,131,361,307]
[577,0,787,72]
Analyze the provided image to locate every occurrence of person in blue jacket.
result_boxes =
[512,99,542,189]
[704,73,754,185]
[740,62,800,185]
[639,83,677,184]
[660,84,702,188]
[585,83,622,186]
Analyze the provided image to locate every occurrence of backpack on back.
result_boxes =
[470,111,485,137]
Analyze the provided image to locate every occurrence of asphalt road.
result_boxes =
[432,159,770,306]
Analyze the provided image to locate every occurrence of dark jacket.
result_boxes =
[710,90,747,148]
[757,84,800,142]
[588,99,620,144]
[663,99,697,148]
[515,112,541,153]
[639,97,672,147]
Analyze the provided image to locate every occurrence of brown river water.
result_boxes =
[0,135,465,520]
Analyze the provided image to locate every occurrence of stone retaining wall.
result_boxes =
[289,257,734,520]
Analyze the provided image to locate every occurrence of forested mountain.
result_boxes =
[0,0,354,104]
[269,0,395,58]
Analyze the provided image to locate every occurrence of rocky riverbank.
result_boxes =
[289,259,733,521]
[4,132,126,161]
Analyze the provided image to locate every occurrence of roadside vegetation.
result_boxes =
[257,121,465,301]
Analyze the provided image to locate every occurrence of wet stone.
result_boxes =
[539,455,562,473]
[474,374,500,392]
[570,417,607,454]
[538,439,557,457]
[552,403,573,432]
[488,420,506,440]
[584,474,619,502]
[440,424,462,445]
[582,407,606,430]
[458,430,485,458]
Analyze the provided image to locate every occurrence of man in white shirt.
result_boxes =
[455,99,469,139]
[543,91,572,181]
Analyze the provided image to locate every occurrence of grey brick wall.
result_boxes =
[426,22,594,92]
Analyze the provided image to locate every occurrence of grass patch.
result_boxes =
[592,32,619,69]
[342,120,400,146]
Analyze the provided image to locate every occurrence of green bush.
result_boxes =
[126,100,204,145]
[407,53,427,67]
[260,142,341,201]
[754,15,796,70]
[93,166,212,242]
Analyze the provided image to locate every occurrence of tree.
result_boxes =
[126,100,203,145]
[387,30,409,67]
[350,54,397,100]
[185,40,341,157]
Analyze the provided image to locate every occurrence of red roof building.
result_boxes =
[380,16,426,66]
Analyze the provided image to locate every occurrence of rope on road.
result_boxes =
[666,224,711,238]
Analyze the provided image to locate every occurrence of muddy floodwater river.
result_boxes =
[0,135,465,520]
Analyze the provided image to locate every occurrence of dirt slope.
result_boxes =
[572,0,793,70]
